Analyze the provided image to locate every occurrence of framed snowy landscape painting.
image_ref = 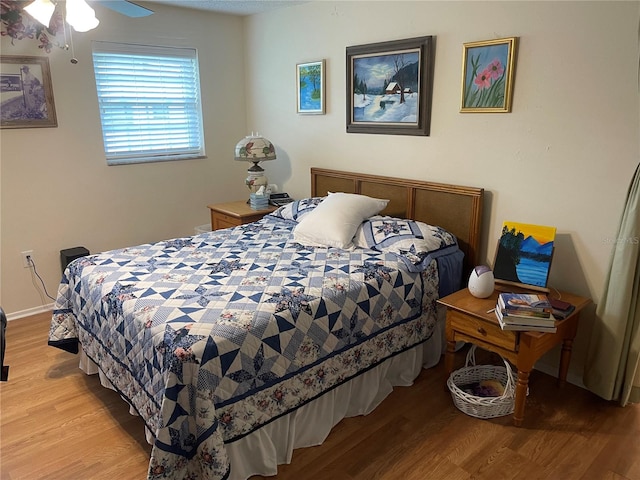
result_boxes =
[346,36,434,136]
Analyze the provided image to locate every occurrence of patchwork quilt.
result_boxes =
[48,215,459,479]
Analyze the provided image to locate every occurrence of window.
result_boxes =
[92,42,205,165]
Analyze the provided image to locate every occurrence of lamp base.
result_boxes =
[246,169,268,193]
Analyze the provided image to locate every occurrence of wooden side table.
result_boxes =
[208,201,277,231]
[438,288,591,426]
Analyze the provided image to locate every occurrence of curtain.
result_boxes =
[584,163,640,406]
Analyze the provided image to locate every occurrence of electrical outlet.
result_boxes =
[21,250,33,268]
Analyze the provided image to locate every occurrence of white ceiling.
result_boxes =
[138,0,308,16]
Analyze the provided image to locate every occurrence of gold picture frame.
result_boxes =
[460,37,518,113]
[1,55,57,129]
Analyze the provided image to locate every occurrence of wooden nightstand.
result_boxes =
[438,288,591,426]
[208,201,277,231]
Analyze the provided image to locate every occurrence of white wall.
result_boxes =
[1,0,638,384]
[0,4,249,316]
[242,1,639,382]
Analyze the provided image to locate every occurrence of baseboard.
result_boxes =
[534,361,586,390]
[6,304,54,321]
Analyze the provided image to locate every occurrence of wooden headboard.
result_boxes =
[311,168,484,279]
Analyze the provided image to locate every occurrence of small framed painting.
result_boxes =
[297,60,325,114]
[346,36,434,136]
[493,221,556,292]
[0,55,57,128]
[460,37,518,113]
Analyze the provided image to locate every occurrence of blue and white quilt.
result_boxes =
[48,213,461,480]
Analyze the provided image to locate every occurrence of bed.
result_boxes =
[48,168,483,480]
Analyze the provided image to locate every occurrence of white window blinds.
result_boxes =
[92,42,205,165]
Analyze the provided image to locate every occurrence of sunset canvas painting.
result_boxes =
[493,221,556,290]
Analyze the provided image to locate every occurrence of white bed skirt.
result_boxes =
[79,312,446,479]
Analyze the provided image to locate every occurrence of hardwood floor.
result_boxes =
[1,312,639,480]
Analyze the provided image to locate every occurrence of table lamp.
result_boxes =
[234,133,276,195]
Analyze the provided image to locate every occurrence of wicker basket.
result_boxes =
[447,345,516,419]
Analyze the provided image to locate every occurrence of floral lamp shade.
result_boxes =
[234,134,276,193]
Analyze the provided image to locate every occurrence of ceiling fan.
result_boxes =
[24,0,153,34]
[19,0,154,63]
[89,0,154,18]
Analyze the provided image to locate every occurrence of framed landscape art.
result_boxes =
[0,55,57,129]
[493,221,556,292]
[460,37,518,113]
[297,60,325,114]
[346,36,434,136]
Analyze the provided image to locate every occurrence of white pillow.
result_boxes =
[293,192,389,249]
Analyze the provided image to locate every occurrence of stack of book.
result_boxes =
[495,292,557,332]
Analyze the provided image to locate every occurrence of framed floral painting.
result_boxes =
[0,55,57,128]
[460,37,518,113]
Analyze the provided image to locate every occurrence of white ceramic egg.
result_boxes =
[468,265,495,298]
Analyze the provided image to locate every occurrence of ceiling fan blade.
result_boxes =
[96,0,154,18]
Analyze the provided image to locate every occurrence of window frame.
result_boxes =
[92,41,206,166]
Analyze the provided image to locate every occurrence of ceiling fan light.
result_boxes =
[66,0,100,32]
[24,0,56,28]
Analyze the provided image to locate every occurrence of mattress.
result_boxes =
[49,212,462,479]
